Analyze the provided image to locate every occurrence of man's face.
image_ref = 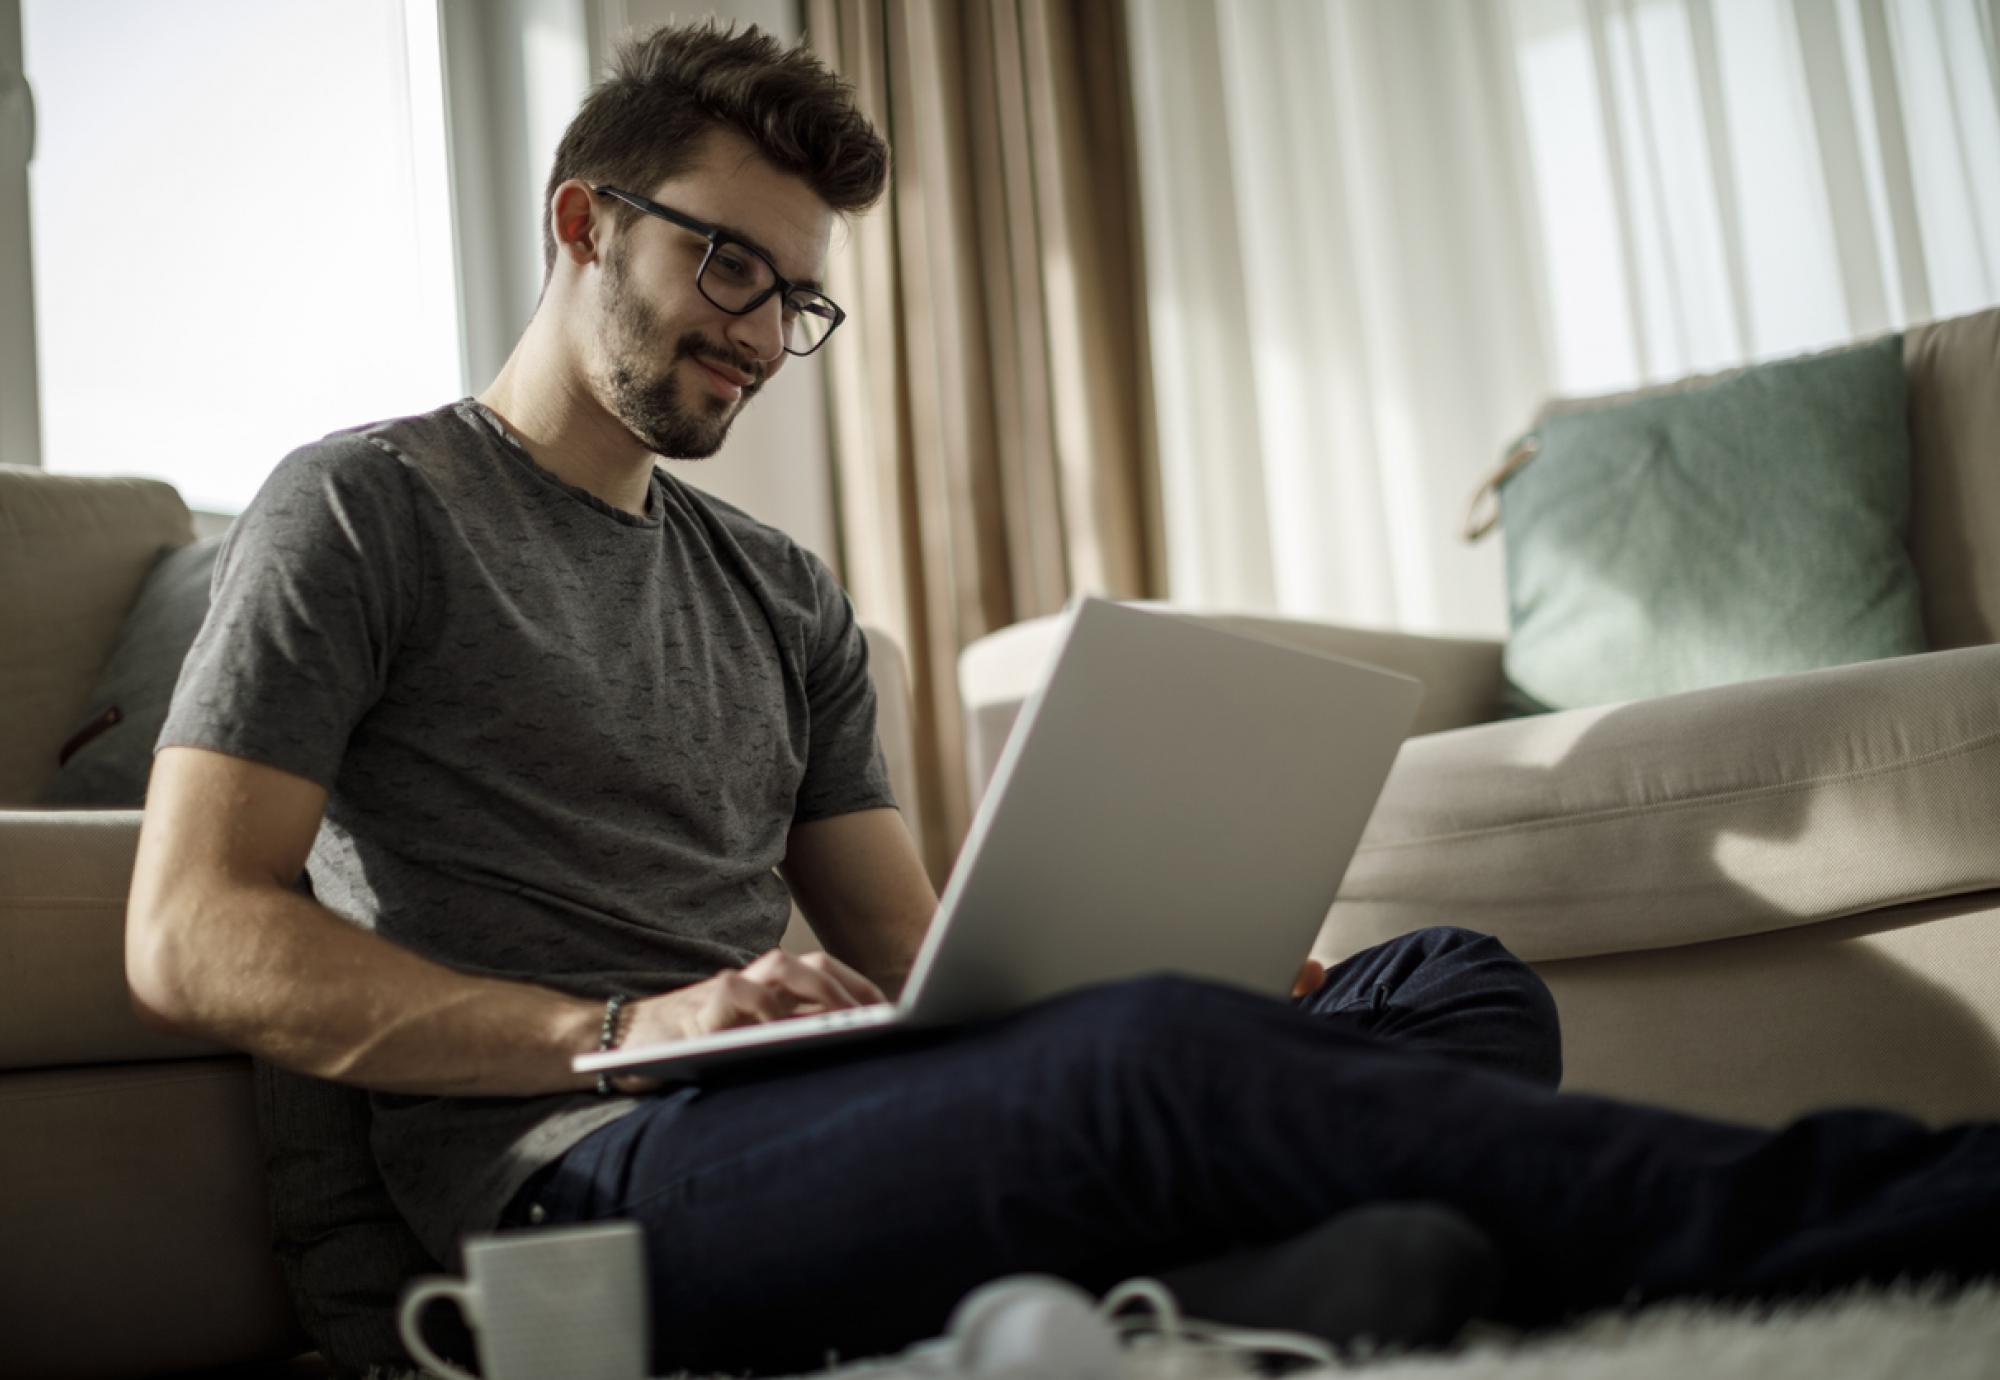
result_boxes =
[588,130,835,460]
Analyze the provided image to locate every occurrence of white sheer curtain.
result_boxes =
[1127,0,2000,638]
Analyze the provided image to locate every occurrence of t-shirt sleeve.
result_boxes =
[157,437,421,791]
[791,550,899,825]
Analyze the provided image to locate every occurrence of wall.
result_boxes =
[0,0,41,468]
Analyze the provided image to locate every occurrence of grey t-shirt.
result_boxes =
[159,398,897,1263]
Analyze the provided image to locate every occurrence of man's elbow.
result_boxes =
[128,984,188,1037]
[124,895,200,1037]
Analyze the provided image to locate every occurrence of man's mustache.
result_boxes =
[678,336,765,392]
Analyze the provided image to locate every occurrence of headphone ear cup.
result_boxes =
[945,1275,1123,1378]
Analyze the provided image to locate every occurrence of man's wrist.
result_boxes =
[552,994,610,1094]
[594,995,634,1095]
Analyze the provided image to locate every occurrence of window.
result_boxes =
[1,0,36,467]
[22,0,460,513]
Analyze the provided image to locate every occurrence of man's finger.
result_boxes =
[712,970,796,1026]
[745,948,864,1011]
[797,949,889,1005]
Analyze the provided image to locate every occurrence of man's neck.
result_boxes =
[477,339,656,519]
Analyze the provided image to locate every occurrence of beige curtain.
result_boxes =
[806,0,1164,883]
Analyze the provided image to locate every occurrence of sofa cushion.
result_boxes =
[1495,335,1926,713]
[1537,893,2000,1128]
[0,466,196,803]
[0,1059,306,1375]
[40,536,222,807]
[1322,644,2000,964]
[0,808,222,1072]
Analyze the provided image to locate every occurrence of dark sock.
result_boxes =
[1153,1202,1502,1354]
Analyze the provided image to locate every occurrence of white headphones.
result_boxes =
[882,1272,1340,1378]
[941,1275,1124,1378]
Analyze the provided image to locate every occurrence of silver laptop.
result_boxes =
[576,596,1423,1084]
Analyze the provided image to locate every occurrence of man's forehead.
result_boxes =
[651,132,833,282]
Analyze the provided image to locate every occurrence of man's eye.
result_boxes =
[710,251,758,283]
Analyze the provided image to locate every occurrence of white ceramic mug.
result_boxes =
[397,1220,649,1380]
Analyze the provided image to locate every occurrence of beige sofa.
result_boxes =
[0,468,922,1377]
[961,305,2000,1133]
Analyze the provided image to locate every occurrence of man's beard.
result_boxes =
[597,252,764,459]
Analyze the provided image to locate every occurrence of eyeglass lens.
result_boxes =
[699,243,839,352]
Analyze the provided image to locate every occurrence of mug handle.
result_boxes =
[399,1275,483,1380]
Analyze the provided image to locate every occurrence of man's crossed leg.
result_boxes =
[503,928,1996,1375]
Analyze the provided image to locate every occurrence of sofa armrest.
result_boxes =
[959,604,1504,810]
[1158,610,1505,737]
[861,622,921,845]
[1320,644,2000,965]
[0,808,226,1070]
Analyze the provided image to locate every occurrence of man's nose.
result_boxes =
[726,293,787,369]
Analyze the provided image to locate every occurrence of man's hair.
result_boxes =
[541,21,889,282]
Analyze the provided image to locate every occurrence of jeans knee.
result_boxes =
[1409,926,1540,986]
[1398,927,1563,1088]
[1478,945,1563,1089]
[1513,973,1564,1089]
[1408,924,1501,956]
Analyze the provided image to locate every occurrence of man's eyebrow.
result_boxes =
[714,219,826,294]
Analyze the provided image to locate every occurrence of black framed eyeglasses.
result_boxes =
[592,185,845,356]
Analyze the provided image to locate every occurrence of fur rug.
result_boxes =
[1316,1280,2000,1380]
[771,1279,2000,1379]
[356,1279,2000,1378]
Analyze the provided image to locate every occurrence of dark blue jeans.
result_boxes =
[507,928,1998,1376]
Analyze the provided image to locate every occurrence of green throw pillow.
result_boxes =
[1496,334,1926,714]
[38,536,221,806]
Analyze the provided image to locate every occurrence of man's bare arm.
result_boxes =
[129,747,895,1097]
[778,807,939,1000]
[126,746,610,1097]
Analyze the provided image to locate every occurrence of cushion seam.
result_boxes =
[0,1064,249,1100]
[1360,723,2000,851]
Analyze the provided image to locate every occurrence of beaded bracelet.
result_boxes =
[594,994,631,1096]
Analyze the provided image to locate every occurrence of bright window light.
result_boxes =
[24,0,461,514]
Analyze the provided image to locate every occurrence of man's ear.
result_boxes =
[549,180,601,265]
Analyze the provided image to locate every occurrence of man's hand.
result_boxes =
[604,949,886,1094]
[1292,959,1327,999]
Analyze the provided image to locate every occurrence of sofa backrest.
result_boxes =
[1904,306,2000,650]
[0,465,195,803]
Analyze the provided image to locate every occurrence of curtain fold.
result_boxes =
[806,0,1161,880]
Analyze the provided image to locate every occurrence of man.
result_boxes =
[127,21,1995,1380]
